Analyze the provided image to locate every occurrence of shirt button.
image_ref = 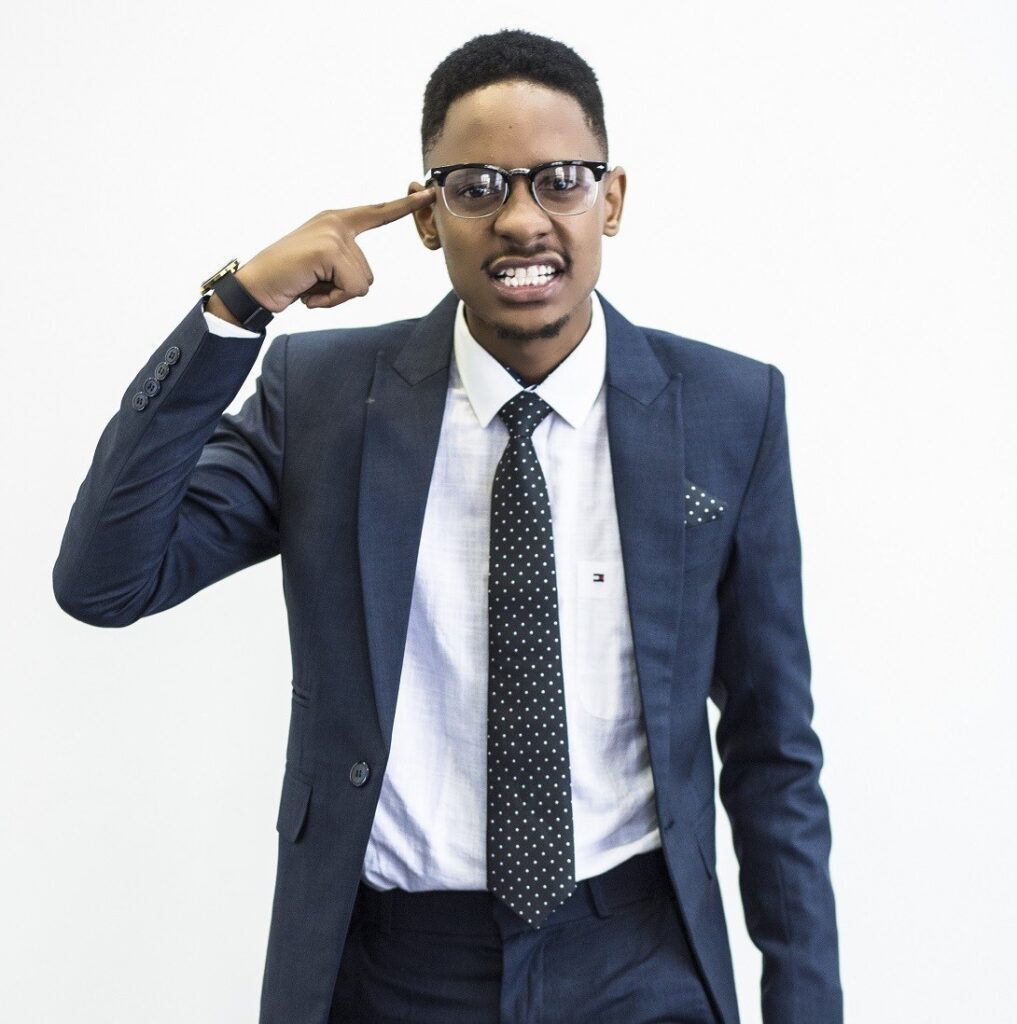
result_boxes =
[165,345,181,365]
[349,761,370,787]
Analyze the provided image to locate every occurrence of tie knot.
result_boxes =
[497,390,552,440]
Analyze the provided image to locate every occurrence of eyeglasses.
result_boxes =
[426,160,609,219]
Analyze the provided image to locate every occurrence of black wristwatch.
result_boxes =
[200,259,275,332]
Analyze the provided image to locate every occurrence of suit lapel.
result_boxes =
[358,291,458,749]
[600,292,686,792]
[358,289,687,770]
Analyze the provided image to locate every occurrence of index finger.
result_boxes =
[348,187,437,234]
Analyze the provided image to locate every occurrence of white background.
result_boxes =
[2,2,1014,1021]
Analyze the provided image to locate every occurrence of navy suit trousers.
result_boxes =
[329,850,720,1024]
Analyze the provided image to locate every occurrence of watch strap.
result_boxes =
[212,270,274,333]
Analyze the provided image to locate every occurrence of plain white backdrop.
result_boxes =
[2,2,1014,1021]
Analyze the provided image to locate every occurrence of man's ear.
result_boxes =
[601,166,626,237]
[408,181,442,250]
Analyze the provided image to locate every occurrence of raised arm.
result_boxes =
[53,188,437,627]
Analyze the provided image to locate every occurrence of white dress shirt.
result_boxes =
[204,294,662,889]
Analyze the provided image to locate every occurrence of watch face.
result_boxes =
[200,259,239,294]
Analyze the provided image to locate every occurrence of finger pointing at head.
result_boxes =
[349,187,437,234]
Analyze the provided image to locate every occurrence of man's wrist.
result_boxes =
[202,260,274,330]
[203,296,262,339]
[205,289,241,327]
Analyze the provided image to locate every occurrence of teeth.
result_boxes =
[495,264,559,287]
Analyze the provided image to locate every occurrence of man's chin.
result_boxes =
[492,310,571,343]
[467,296,578,344]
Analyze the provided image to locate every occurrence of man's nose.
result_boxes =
[492,176,552,239]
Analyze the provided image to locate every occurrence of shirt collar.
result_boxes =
[452,292,606,430]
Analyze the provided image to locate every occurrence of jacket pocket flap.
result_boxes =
[276,769,312,843]
[695,818,716,880]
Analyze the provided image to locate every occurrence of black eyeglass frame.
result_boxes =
[425,159,610,218]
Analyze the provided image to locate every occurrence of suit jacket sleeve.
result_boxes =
[710,364,842,1023]
[53,298,288,627]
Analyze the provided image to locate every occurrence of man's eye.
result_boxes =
[537,175,578,193]
[449,170,503,201]
[457,184,499,200]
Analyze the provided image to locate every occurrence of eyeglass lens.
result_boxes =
[442,165,598,218]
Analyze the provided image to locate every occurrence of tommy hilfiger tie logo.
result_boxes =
[592,572,605,583]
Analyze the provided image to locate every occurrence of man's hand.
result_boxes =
[211,188,437,321]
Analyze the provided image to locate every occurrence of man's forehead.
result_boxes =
[425,82,602,168]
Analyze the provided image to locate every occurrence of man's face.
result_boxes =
[411,79,625,348]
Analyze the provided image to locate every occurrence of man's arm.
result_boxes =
[52,300,287,626]
[710,364,842,1023]
[52,189,437,627]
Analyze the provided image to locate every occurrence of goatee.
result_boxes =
[492,311,571,343]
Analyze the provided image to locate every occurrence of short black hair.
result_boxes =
[421,29,608,164]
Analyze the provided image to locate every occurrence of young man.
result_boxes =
[54,29,841,1024]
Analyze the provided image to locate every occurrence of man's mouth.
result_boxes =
[486,256,567,302]
[490,263,562,288]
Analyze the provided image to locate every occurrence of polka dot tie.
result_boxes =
[487,390,576,929]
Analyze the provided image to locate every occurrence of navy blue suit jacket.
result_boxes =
[53,289,841,1023]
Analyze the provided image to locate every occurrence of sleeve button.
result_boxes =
[154,361,170,381]
[165,345,181,365]
[142,377,161,397]
[131,392,148,411]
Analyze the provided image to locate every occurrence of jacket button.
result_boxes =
[165,345,181,365]
[349,761,370,787]
[131,392,148,411]
[142,377,160,397]
[154,360,170,381]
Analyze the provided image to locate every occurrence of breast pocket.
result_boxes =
[683,519,728,575]
[682,477,730,575]
[573,558,642,720]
